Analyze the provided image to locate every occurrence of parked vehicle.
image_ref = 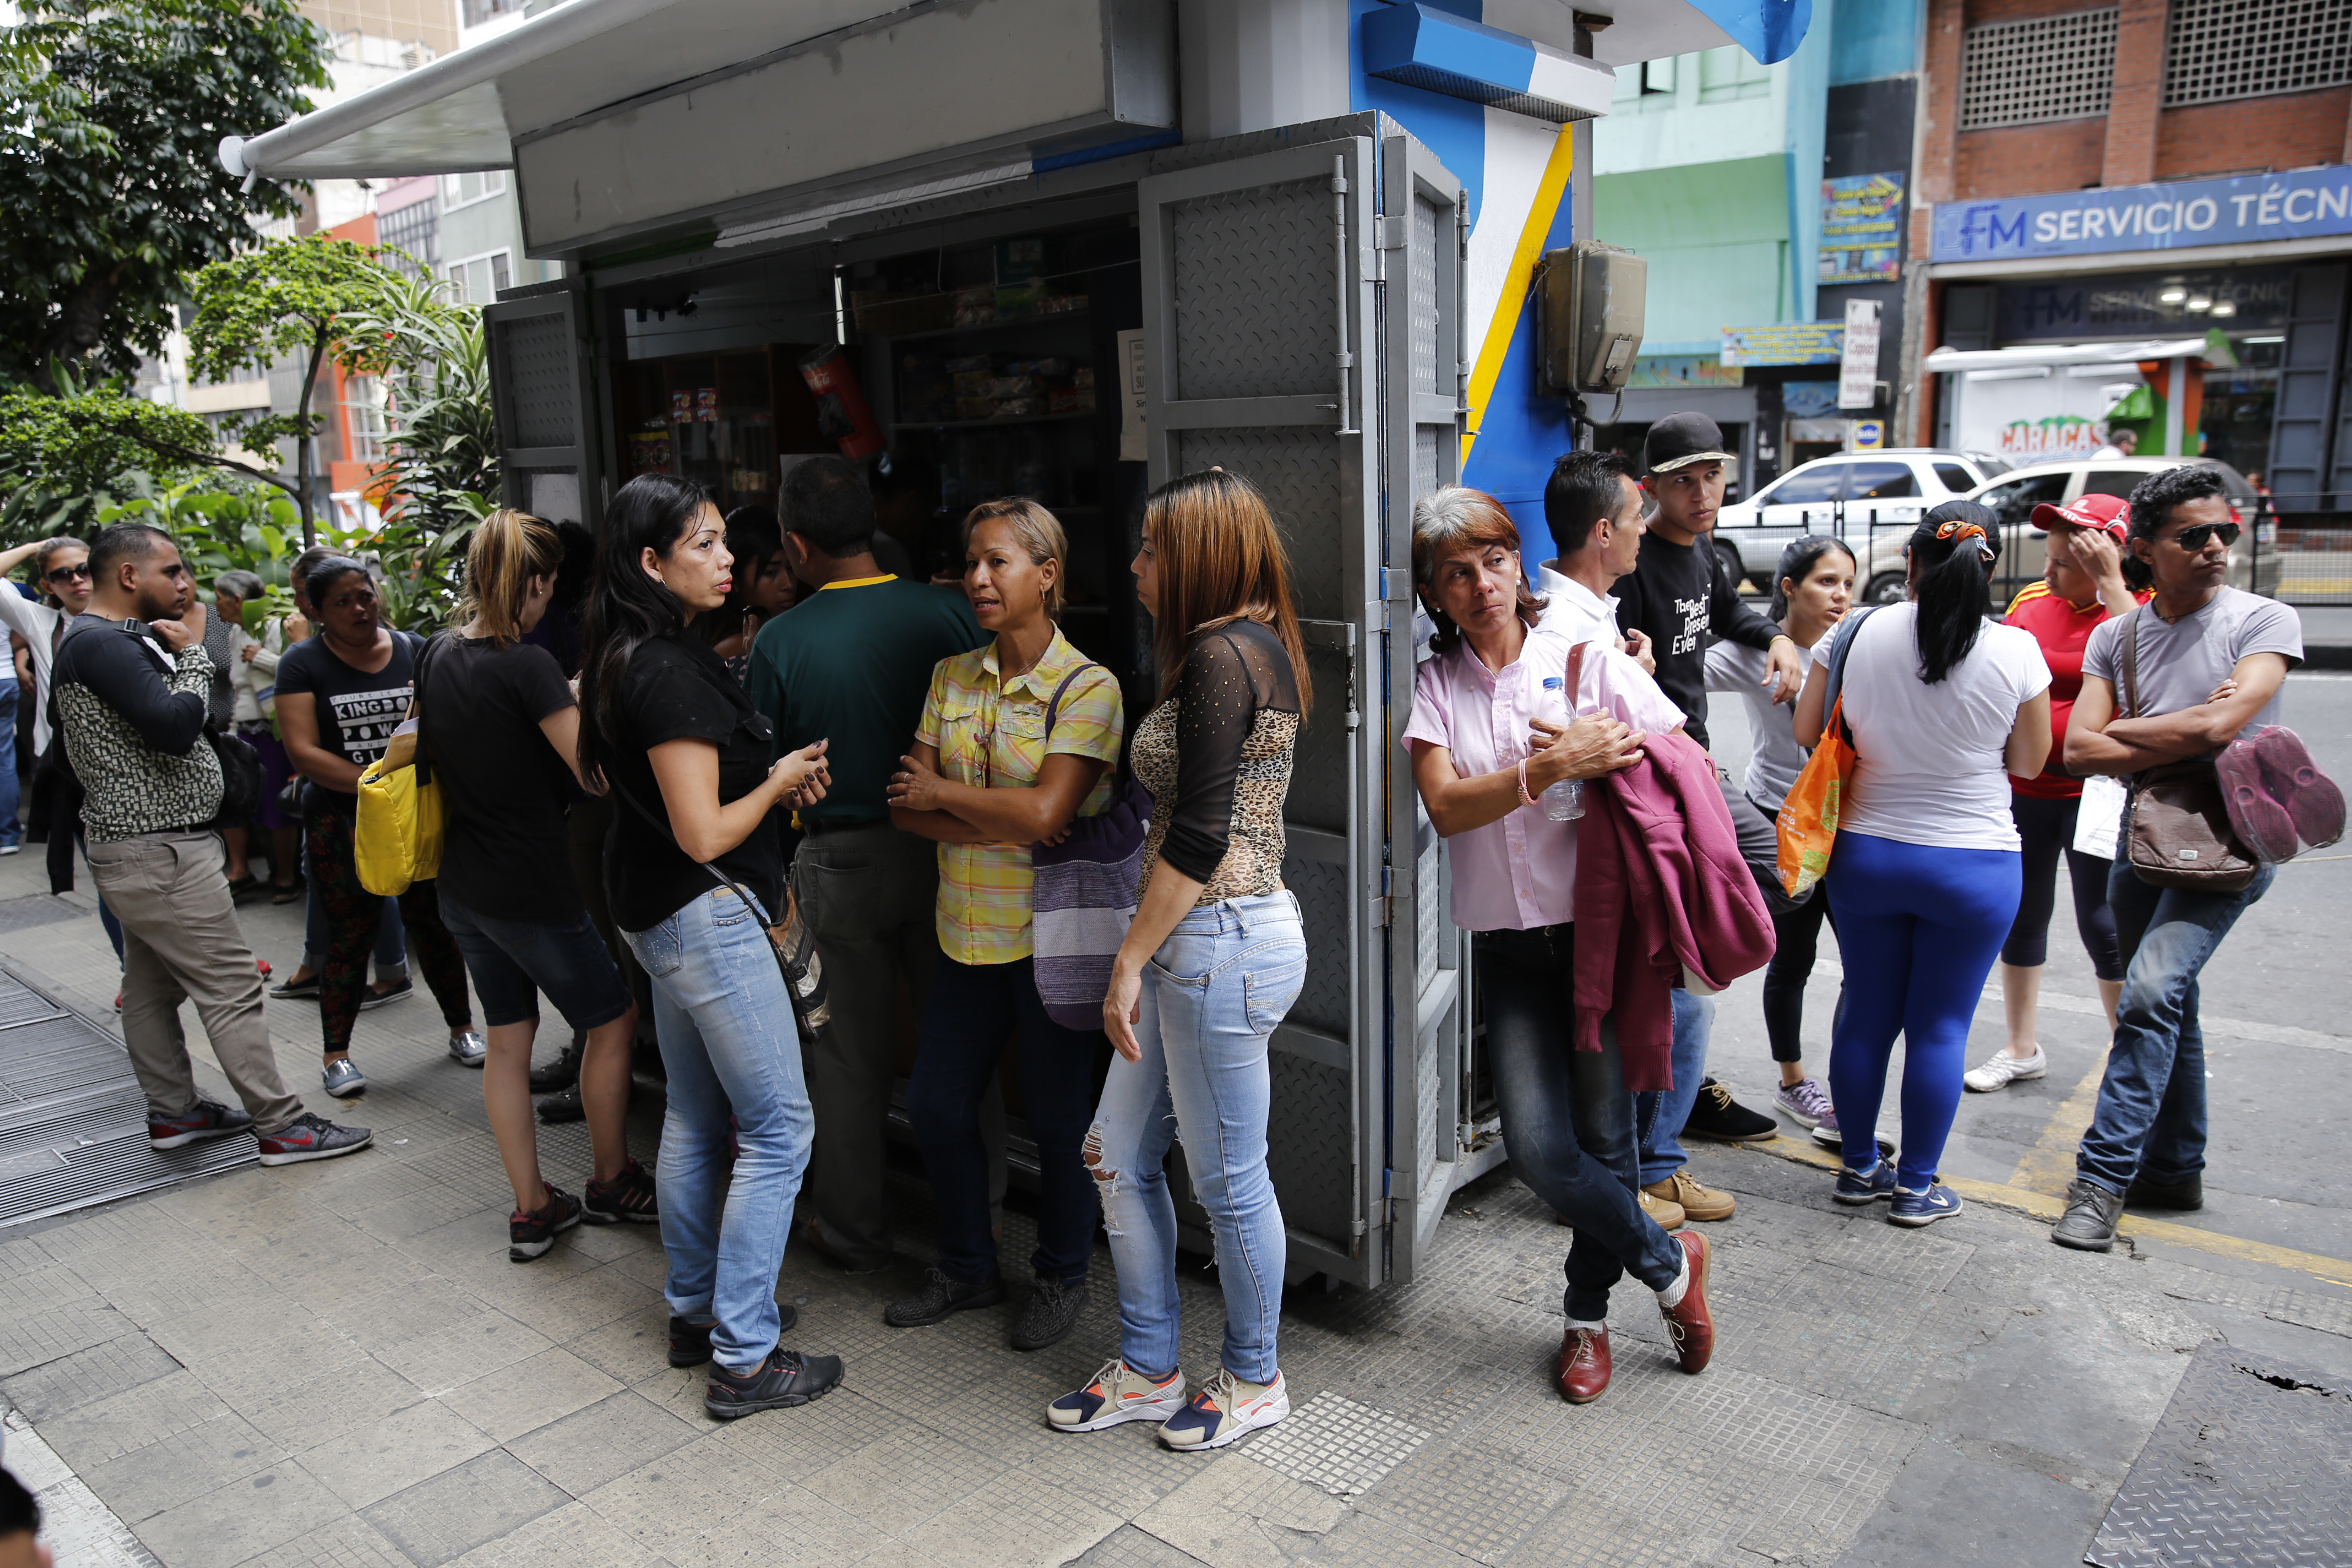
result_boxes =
[1712,449,2009,589]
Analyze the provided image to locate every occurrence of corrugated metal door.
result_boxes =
[483,283,600,527]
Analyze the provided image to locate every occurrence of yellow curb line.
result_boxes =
[1734,1136,2352,1287]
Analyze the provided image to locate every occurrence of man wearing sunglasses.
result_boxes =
[2052,464,2308,1251]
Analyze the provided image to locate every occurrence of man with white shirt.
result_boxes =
[1537,449,1657,675]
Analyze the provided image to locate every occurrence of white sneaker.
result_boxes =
[1159,1368,1289,1452]
[1047,1358,1186,1433]
[1964,1047,2046,1093]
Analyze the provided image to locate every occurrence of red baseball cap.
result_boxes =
[2030,491,2129,540]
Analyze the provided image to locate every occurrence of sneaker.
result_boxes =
[883,1267,1006,1328]
[320,1057,367,1098]
[1815,1124,1896,1160]
[149,1097,254,1151]
[510,1187,584,1262]
[529,1031,586,1094]
[1637,1188,1686,1231]
[2126,1172,2204,1211]
[269,971,321,1000]
[113,991,123,1013]
[1833,1158,1899,1206]
[271,880,305,905]
[669,1316,715,1368]
[1964,1047,2046,1093]
[358,978,413,1012]
[2052,1178,2125,1252]
[1888,1181,1963,1227]
[255,1113,372,1166]
[1159,1368,1288,1452]
[534,1084,584,1125]
[582,1159,659,1224]
[1047,1358,1187,1432]
[1643,1167,1735,1221]
[1009,1275,1087,1352]
[447,1030,488,1068]
[1773,1077,1834,1128]
[705,1347,843,1420]
[1683,1078,1778,1143]
[0,842,20,856]
[1656,1229,1714,1374]
[2256,726,2346,848]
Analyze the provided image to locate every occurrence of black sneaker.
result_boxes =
[255,1113,372,1166]
[669,1305,798,1369]
[1009,1275,1087,1352]
[528,1031,586,1094]
[534,1084,584,1124]
[705,1347,843,1420]
[510,1187,584,1262]
[149,1097,254,1151]
[883,1267,1006,1327]
[582,1159,659,1224]
[1683,1078,1779,1144]
[268,971,322,1001]
[359,977,415,1012]
[2052,1178,2125,1253]
[2126,1172,2204,1211]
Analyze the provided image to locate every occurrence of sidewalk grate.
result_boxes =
[2086,1341,2352,1567]
[0,960,253,1229]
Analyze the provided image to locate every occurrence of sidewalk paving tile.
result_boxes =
[507,1389,697,1498]
[134,1459,349,1568]
[1,1331,181,1422]
[304,1397,501,1510]
[437,1346,627,1444]
[361,1449,570,1567]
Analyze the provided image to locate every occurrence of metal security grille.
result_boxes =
[2165,0,2352,107]
[1960,9,2119,129]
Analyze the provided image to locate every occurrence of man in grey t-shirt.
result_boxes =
[2051,466,2304,1251]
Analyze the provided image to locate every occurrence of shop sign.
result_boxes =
[1951,371,2120,462]
[1626,356,1745,390]
[1993,267,2292,342]
[1819,172,1905,284]
[1932,167,2352,263]
[1849,419,1886,450]
[1782,381,1840,419]
[1838,299,1882,409]
[1721,321,1843,367]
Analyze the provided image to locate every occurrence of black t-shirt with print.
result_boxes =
[274,630,422,818]
[601,630,783,933]
[420,634,582,924]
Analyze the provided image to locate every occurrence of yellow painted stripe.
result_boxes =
[2007,1057,2108,1197]
[1461,123,1578,467]
[1740,1137,2352,1286]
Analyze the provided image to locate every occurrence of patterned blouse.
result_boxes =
[1133,618,1300,905]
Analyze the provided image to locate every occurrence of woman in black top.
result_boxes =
[275,558,481,1098]
[576,473,840,1420]
[420,509,655,1260]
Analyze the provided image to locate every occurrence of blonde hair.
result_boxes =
[960,497,1068,620]
[458,508,563,646]
[1143,468,1313,714]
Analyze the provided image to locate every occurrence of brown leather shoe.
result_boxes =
[1555,1325,1612,1404]
[1645,1167,1735,1222]
[1638,1188,1686,1230]
[1659,1229,1714,1374]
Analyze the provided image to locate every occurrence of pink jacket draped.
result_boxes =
[1572,730,1776,1091]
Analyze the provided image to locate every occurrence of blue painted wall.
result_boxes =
[1830,0,1923,86]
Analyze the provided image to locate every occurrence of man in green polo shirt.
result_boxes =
[749,456,983,1275]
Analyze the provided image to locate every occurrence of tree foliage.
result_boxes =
[0,0,330,390]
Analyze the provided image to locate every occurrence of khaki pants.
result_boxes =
[87,828,304,1135]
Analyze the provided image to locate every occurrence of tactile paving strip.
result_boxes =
[2086,1341,2352,1567]
[1240,1392,1430,1496]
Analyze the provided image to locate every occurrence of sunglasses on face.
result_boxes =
[45,564,90,584]
[2167,521,2242,551]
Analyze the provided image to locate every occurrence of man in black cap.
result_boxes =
[1610,413,1796,1214]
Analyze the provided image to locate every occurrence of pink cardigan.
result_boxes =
[1572,730,1776,1090]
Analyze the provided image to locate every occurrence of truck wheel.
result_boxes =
[1714,540,1751,594]
[1863,570,1907,606]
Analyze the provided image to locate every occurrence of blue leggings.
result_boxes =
[1824,831,2021,1189]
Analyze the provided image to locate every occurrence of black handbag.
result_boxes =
[205,722,264,827]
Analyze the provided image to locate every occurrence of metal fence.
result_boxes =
[2252,519,2352,606]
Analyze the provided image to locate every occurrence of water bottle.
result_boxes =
[1537,677,1584,821]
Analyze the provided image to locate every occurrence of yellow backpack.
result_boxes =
[354,640,443,895]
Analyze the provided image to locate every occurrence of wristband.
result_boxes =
[1517,757,1539,809]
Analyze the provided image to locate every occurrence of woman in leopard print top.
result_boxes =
[1049,469,1311,1452]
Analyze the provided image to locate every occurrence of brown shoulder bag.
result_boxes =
[2119,606,2257,892]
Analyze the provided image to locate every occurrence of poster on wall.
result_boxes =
[1819,172,1905,284]
[1950,371,2131,463]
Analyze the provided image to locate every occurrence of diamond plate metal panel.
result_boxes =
[2087,1341,2352,1567]
[1284,643,1355,835]
[494,312,579,450]
[1413,427,1439,503]
[1411,195,1441,397]
[1171,427,1348,622]
[1169,180,1336,402]
[1267,1049,1355,1246]
[1285,856,1351,1038]
[1415,837,1441,984]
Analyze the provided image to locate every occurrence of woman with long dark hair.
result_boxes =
[576,472,839,1419]
[1706,535,1854,1136]
[420,509,655,1260]
[1047,469,1310,1451]
[275,556,483,1096]
[1795,501,2052,1226]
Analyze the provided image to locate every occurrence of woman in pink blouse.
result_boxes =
[1402,486,1715,1409]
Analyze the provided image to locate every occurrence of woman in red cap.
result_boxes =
[1965,493,2149,1094]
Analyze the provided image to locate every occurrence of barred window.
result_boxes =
[2165,0,2352,107]
[1960,9,2118,130]
[377,198,437,277]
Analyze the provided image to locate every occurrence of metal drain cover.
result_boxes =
[2086,1340,2352,1567]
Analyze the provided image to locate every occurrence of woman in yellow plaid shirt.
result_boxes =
[883,497,1124,1351]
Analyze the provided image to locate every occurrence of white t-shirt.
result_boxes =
[0,590,69,752]
[1706,634,1819,813]
[1838,604,2051,851]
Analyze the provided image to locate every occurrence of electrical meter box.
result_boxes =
[1539,241,1646,394]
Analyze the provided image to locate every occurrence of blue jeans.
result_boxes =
[2075,859,2273,1196]
[1825,831,2021,1189]
[0,680,21,846]
[1089,891,1305,1384]
[624,888,815,1373]
[908,952,1105,1287]
[1477,926,1683,1321]
[1635,989,1711,1188]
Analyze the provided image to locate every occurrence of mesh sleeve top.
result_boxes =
[1130,617,1300,903]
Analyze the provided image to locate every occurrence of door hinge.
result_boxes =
[1378,214,1409,250]
[1372,894,1392,927]
[1379,565,1412,603]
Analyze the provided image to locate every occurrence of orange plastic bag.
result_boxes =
[1774,693,1855,900]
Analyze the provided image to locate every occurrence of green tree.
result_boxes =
[0,0,330,390]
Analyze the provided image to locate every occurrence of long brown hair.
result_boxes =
[1145,469,1312,714]
[457,508,563,647]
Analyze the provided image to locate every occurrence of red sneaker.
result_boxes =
[1659,1229,1714,1374]
[1556,1325,1611,1404]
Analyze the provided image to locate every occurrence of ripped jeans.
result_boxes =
[1087,891,1305,1385]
